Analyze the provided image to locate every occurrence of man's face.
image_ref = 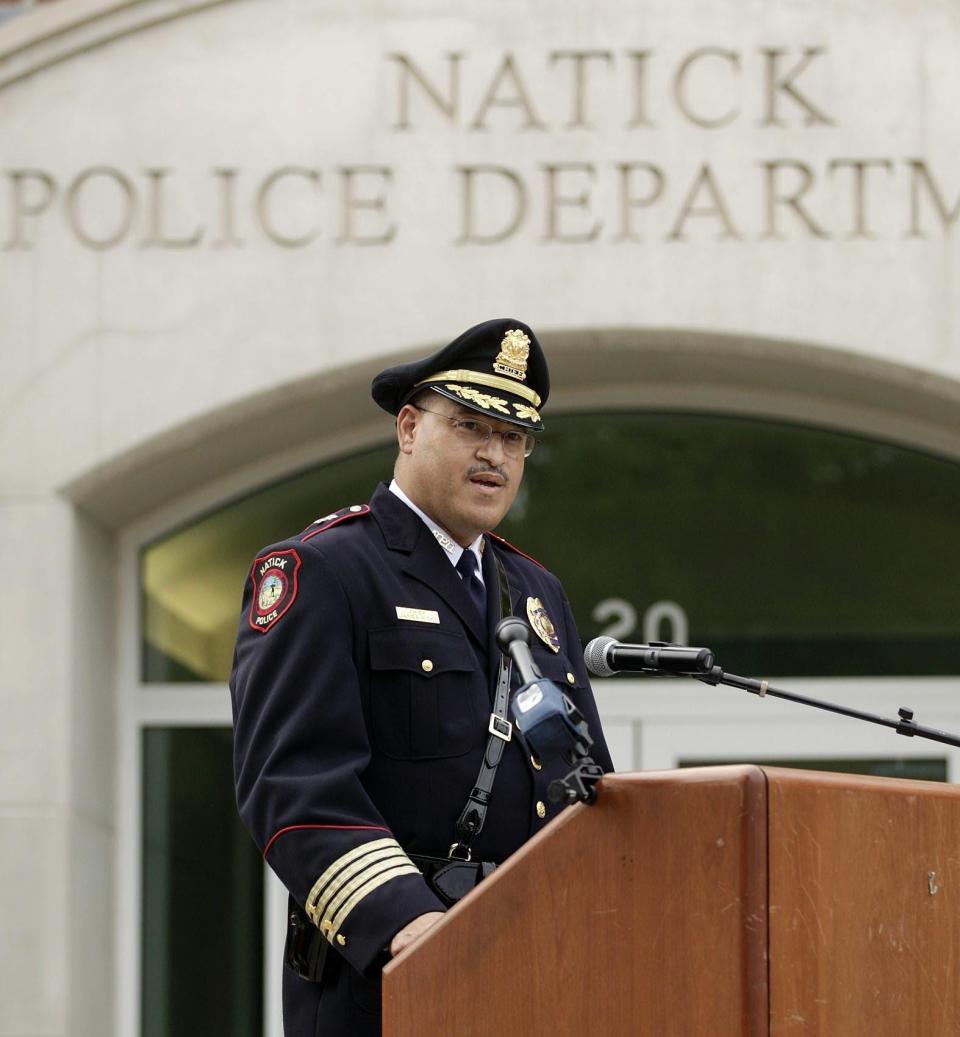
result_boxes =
[396,394,526,546]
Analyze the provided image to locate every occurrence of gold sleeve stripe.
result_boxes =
[305,838,415,928]
[326,863,422,941]
[415,369,541,407]
[311,844,405,916]
[311,847,410,927]
[306,838,398,924]
[318,852,413,931]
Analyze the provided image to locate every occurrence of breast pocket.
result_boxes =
[368,626,482,760]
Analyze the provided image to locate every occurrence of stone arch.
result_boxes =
[64,325,960,528]
[0,0,236,92]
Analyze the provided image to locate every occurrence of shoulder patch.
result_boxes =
[487,531,545,569]
[300,504,371,543]
[248,549,301,633]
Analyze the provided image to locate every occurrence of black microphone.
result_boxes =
[495,616,542,684]
[584,636,715,677]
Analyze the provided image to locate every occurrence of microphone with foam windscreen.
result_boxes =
[496,616,591,762]
[497,617,605,804]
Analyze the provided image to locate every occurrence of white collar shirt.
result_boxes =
[388,479,485,588]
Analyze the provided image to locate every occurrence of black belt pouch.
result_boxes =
[409,854,496,907]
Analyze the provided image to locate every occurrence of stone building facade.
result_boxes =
[2,1,960,1034]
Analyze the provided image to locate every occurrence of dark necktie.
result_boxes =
[455,549,487,619]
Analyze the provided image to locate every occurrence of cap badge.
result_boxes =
[526,596,560,653]
[494,330,530,382]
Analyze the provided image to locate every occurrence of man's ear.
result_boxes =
[396,404,420,455]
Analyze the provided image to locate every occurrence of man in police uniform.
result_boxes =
[230,318,613,1036]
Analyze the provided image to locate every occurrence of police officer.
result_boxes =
[230,318,613,1035]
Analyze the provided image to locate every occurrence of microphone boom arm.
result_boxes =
[696,666,960,749]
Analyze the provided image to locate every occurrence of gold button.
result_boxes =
[336,934,347,946]
[566,672,576,685]
[536,801,546,819]
[421,659,434,673]
[530,755,542,771]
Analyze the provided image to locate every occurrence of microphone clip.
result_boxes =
[549,760,605,806]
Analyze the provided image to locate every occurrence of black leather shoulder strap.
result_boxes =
[449,551,513,860]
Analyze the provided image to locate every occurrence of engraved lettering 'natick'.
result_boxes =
[388,46,834,132]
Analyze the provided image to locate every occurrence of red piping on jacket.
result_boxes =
[301,505,371,543]
[263,823,390,858]
[487,530,545,569]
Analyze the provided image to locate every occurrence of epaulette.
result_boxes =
[487,531,545,569]
[300,504,371,543]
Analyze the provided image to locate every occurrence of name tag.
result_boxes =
[396,606,440,624]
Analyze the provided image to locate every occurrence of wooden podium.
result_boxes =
[382,766,960,1036]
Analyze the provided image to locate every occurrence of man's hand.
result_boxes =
[389,911,445,957]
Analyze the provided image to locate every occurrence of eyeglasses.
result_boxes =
[414,405,537,458]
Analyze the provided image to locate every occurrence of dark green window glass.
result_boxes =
[141,413,960,681]
[142,728,263,1037]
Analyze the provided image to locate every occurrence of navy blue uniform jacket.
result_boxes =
[230,482,613,1035]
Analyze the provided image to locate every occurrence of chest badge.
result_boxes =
[526,596,560,653]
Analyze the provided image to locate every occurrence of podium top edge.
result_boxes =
[608,764,957,797]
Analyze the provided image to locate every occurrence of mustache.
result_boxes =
[467,464,509,484]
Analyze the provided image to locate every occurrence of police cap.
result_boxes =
[371,318,549,431]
